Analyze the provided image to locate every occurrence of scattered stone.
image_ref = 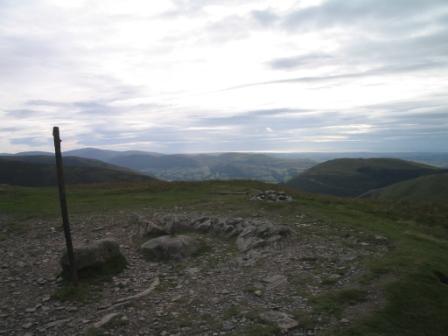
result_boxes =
[263,274,288,289]
[254,290,263,296]
[130,214,169,239]
[36,278,46,285]
[93,312,127,329]
[222,320,235,331]
[46,318,71,329]
[22,322,33,329]
[236,223,290,253]
[258,311,298,332]
[60,238,127,279]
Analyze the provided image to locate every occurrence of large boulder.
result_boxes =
[140,235,204,261]
[60,238,126,279]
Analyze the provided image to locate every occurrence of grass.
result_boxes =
[311,288,368,318]
[223,305,242,319]
[52,282,97,302]
[2,181,448,335]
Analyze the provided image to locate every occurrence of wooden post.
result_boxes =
[53,126,78,284]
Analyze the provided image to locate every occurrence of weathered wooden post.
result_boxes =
[53,126,78,284]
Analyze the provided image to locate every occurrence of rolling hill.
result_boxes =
[0,156,156,186]
[363,173,448,203]
[285,158,444,197]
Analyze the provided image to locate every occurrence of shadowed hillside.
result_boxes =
[364,173,448,203]
[286,158,444,197]
[0,156,156,186]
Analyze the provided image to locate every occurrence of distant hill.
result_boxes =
[65,148,163,162]
[1,149,317,183]
[285,158,444,197]
[106,152,316,182]
[363,173,448,203]
[0,156,156,187]
[273,152,448,168]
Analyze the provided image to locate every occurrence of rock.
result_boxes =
[140,235,204,261]
[46,318,71,328]
[236,223,290,252]
[130,214,168,238]
[60,238,126,279]
[22,322,33,329]
[236,235,266,252]
[222,320,235,331]
[263,274,288,289]
[258,311,298,332]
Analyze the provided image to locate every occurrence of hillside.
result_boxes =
[286,158,443,197]
[0,156,156,186]
[1,181,447,336]
[364,173,448,203]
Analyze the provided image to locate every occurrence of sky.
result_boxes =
[1,0,448,153]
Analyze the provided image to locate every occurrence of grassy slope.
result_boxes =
[1,181,448,335]
[286,158,442,197]
[365,173,448,203]
[0,156,155,187]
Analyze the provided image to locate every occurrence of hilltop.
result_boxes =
[0,181,447,336]
[0,156,155,187]
[285,158,443,197]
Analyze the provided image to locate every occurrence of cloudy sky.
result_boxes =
[1,0,448,153]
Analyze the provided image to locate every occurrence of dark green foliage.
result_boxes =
[52,283,95,302]
[366,173,448,203]
[312,288,368,317]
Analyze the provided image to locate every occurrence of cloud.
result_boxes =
[224,61,446,91]
[279,0,448,31]
[1,0,448,153]
[268,53,334,70]
[10,136,49,146]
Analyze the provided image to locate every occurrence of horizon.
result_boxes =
[1,1,448,153]
[2,147,448,156]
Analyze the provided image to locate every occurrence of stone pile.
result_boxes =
[250,190,293,202]
[131,214,291,260]
[140,235,204,261]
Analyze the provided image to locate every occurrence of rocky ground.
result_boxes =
[0,206,390,336]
